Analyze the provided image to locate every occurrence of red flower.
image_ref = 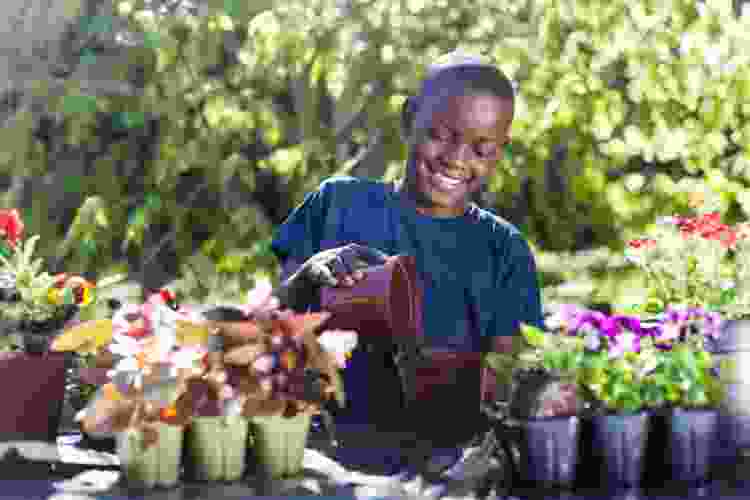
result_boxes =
[126,326,149,339]
[0,209,24,248]
[159,289,176,303]
[713,228,738,249]
[53,273,68,289]
[627,238,657,249]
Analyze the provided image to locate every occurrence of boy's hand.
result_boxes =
[278,244,389,311]
[299,243,390,288]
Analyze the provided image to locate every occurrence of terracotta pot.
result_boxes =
[320,254,423,347]
[249,413,311,479]
[184,416,251,482]
[116,423,184,489]
[0,351,69,442]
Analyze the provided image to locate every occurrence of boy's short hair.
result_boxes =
[402,50,515,141]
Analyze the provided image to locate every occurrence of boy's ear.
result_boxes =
[400,96,417,143]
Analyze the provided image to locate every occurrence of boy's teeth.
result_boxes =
[435,172,462,185]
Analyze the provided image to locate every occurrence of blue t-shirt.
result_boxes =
[271,175,544,348]
[271,176,544,427]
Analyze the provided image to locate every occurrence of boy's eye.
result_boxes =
[475,142,499,158]
[430,128,453,142]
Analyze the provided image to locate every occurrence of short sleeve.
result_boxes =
[271,184,329,264]
[491,234,545,336]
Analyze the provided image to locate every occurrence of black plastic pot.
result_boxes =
[666,408,718,485]
[706,319,750,470]
[589,412,649,487]
[714,410,750,475]
[518,415,579,489]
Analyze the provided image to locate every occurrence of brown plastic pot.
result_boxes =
[0,351,69,442]
[321,254,491,439]
[320,254,424,347]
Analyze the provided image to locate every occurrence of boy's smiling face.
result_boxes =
[405,93,513,217]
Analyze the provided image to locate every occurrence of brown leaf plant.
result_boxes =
[74,280,358,450]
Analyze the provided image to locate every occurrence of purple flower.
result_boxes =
[703,312,724,339]
[583,332,601,351]
[664,306,690,324]
[655,321,681,344]
[608,330,640,359]
[545,304,584,332]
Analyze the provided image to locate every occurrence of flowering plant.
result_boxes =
[0,209,124,353]
[75,295,209,447]
[624,199,750,317]
[71,282,358,448]
[517,304,726,413]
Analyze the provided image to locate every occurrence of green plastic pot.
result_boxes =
[250,413,311,479]
[116,423,184,489]
[184,416,251,481]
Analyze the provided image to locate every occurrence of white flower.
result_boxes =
[656,216,679,226]
[318,330,358,368]
[168,346,206,376]
[720,280,736,291]
[150,303,178,351]
[108,332,143,357]
[639,355,660,377]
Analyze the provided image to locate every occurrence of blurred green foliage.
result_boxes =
[0,0,749,309]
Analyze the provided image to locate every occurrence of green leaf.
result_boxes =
[520,323,547,348]
[652,372,669,387]
[95,273,127,290]
[80,239,97,257]
[62,95,98,115]
[63,286,75,306]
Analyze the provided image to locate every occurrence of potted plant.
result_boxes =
[643,306,726,485]
[52,288,198,451]
[180,280,290,482]
[0,209,123,442]
[179,316,255,482]
[72,297,206,489]
[623,193,749,464]
[518,307,669,488]
[490,314,584,490]
[200,300,356,480]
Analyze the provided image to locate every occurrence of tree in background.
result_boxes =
[1,0,749,310]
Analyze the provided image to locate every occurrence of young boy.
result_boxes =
[272,51,544,472]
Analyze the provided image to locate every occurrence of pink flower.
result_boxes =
[252,353,276,374]
[240,279,281,319]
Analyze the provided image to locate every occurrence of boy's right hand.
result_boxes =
[278,244,390,311]
[296,243,390,288]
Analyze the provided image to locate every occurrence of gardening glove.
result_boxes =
[277,243,390,312]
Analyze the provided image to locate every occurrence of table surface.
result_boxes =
[1,425,750,500]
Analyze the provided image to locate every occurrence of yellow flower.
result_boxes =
[47,287,64,306]
[79,285,94,306]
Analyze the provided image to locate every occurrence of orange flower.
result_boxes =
[159,405,178,423]
[103,383,123,401]
[687,191,705,209]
